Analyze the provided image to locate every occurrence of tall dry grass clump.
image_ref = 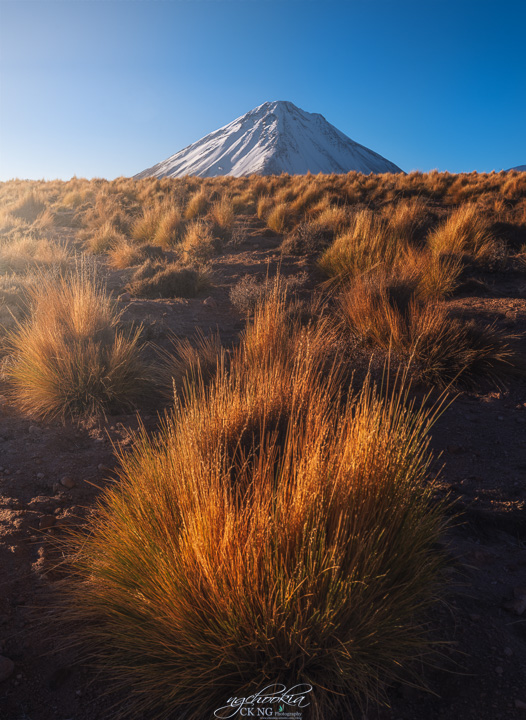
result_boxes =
[7,266,148,419]
[384,198,434,245]
[184,189,209,219]
[60,288,450,720]
[153,205,185,247]
[182,219,218,263]
[10,189,47,223]
[85,221,126,254]
[210,196,234,231]
[266,201,292,234]
[131,206,161,244]
[340,277,512,388]
[428,204,499,262]
[319,209,402,280]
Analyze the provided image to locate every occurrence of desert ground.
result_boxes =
[0,171,525,720]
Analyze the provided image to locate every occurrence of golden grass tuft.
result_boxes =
[184,189,209,219]
[10,190,46,223]
[107,242,145,269]
[318,209,401,280]
[153,205,185,248]
[428,204,499,261]
[210,197,234,230]
[181,220,218,263]
[85,221,125,254]
[60,289,450,719]
[266,201,293,234]
[340,278,512,388]
[131,206,162,244]
[7,267,148,419]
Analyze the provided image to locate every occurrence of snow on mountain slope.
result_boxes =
[134,101,403,179]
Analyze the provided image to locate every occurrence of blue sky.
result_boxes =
[0,0,525,180]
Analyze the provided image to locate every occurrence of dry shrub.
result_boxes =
[384,198,435,244]
[210,197,234,231]
[256,195,273,220]
[0,274,33,335]
[184,189,209,219]
[0,236,71,275]
[229,272,307,315]
[340,279,512,388]
[10,190,46,223]
[428,204,500,262]
[319,209,402,280]
[315,204,350,235]
[409,304,513,388]
[60,288,449,719]
[415,251,463,300]
[131,206,162,244]
[85,221,126,254]
[153,205,185,248]
[281,219,333,256]
[266,202,292,234]
[61,188,93,208]
[126,259,209,299]
[159,330,224,397]
[7,267,148,419]
[182,220,218,264]
[0,208,27,234]
[107,242,145,270]
[231,190,255,214]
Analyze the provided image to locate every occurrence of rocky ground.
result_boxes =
[0,219,525,720]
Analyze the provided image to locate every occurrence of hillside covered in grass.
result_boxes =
[0,170,525,720]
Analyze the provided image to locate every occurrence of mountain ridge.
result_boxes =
[134,101,403,178]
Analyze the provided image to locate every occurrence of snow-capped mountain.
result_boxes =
[508,165,526,171]
[134,101,403,178]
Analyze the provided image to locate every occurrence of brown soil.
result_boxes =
[1,218,525,720]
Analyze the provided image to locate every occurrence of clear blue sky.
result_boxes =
[0,0,525,180]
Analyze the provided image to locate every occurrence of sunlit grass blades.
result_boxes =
[61,292,450,720]
[7,266,149,419]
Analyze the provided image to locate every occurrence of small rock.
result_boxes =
[504,646,513,656]
[39,515,56,530]
[0,655,14,682]
[36,472,45,480]
[97,464,104,471]
[28,425,42,435]
[119,292,131,302]
[203,296,217,308]
[60,476,76,489]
